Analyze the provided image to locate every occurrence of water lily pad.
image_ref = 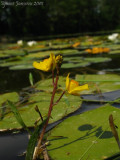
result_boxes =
[0,92,19,123]
[0,92,19,106]
[63,57,111,63]
[47,104,120,160]
[62,62,90,68]
[110,50,120,54]
[85,57,111,63]
[9,63,33,70]
[61,57,111,69]
[0,49,25,58]
[36,76,66,92]
[0,90,82,129]
[75,74,120,93]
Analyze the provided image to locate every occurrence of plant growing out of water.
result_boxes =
[8,53,88,160]
[32,53,88,160]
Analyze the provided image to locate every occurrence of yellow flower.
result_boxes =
[85,47,110,54]
[33,53,56,72]
[103,48,110,53]
[66,73,89,95]
[92,48,100,54]
[85,49,92,53]
[72,42,80,48]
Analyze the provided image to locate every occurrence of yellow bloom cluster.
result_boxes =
[66,73,88,95]
[85,47,110,54]
[33,54,89,95]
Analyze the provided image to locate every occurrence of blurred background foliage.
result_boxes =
[0,0,120,38]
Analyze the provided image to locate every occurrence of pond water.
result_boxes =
[0,131,28,160]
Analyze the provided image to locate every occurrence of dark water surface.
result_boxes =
[0,132,28,160]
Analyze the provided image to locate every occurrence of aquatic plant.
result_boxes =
[31,53,88,159]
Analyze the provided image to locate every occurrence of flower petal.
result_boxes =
[69,80,79,91]
[69,84,89,94]
[33,53,56,72]
[66,73,70,90]
[50,53,56,70]
[33,61,50,72]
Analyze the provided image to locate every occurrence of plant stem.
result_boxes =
[53,90,66,106]
[33,70,59,160]
[52,70,54,86]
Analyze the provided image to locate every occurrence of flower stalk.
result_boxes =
[32,53,89,160]
[53,90,66,106]
[33,66,59,160]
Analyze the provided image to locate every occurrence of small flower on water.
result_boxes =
[85,47,110,54]
[66,73,89,95]
[27,41,37,47]
[108,33,119,41]
[72,42,80,48]
[17,40,23,46]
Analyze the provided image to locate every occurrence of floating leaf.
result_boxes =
[76,74,120,93]
[47,104,120,160]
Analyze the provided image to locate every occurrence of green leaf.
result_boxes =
[75,74,120,93]
[29,72,34,86]
[47,104,120,160]
[25,119,47,160]
[0,92,19,106]
[8,100,31,134]
[63,96,70,107]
